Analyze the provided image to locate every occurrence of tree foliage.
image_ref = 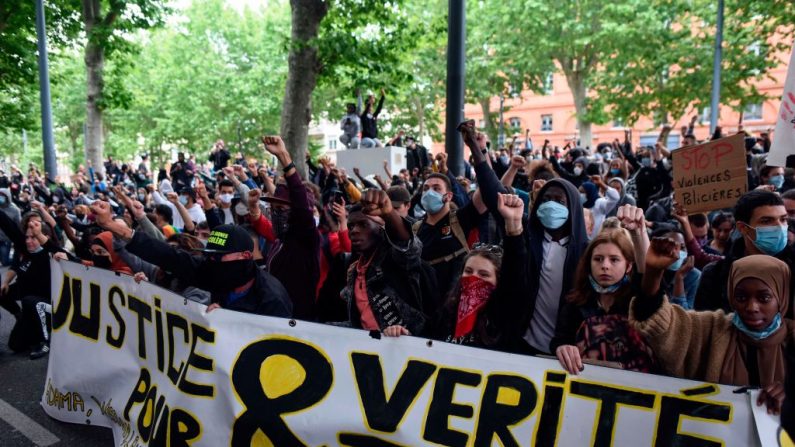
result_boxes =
[105,0,289,164]
[4,0,793,170]
[590,0,795,126]
[0,0,81,131]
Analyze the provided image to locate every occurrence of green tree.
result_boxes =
[280,0,424,174]
[590,0,795,128]
[0,1,81,132]
[79,0,168,174]
[493,0,652,149]
[99,0,289,166]
[466,0,553,146]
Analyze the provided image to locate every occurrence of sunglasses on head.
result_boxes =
[471,243,504,256]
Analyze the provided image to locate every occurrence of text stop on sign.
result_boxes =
[672,133,747,214]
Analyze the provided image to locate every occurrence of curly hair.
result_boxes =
[527,159,558,182]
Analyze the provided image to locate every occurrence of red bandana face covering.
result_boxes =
[454,275,496,338]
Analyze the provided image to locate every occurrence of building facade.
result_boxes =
[451,62,788,152]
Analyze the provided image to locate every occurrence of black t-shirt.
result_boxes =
[417,203,480,294]
[170,161,193,188]
[12,249,54,299]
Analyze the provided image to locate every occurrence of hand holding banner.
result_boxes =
[43,261,768,446]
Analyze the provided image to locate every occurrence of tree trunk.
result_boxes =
[479,98,497,146]
[414,96,425,139]
[564,70,592,150]
[279,0,328,176]
[82,0,105,175]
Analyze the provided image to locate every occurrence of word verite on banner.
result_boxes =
[42,260,770,447]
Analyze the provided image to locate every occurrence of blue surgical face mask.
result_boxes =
[589,274,628,294]
[179,196,189,206]
[768,174,785,190]
[640,157,652,168]
[421,189,446,214]
[748,224,788,255]
[609,168,621,176]
[536,201,569,230]
[579,193,588,204]
[732,312,782,340]
[667,250,688,271]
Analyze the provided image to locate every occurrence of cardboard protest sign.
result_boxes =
[672,133,747,214]
[44,260,769,446]
[766,44,795,167]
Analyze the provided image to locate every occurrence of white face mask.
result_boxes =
[219,193,233,205]
[573,167,583,176]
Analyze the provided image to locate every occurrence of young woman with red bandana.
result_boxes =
[383,193,526,349]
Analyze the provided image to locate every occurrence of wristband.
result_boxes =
[282,162,295,173]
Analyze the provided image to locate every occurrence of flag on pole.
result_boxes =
[766,44,795,167]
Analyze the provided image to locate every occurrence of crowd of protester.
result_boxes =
[0,113,793,421]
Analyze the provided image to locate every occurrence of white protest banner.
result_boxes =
[766,44,795,167]
[43,260,768,446]
[749,391,781,447]
[672,133,747,214]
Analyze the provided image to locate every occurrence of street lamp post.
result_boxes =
[498,94,505,149]
[709,0,724,135]
[34,0,58,181]
[445,0,465,176]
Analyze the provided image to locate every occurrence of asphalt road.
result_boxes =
[0,304,114,446]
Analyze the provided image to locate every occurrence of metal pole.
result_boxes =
[709,0,724,135]
[35,0,57,181]
[445,0,465,176]
[498,94,505,149]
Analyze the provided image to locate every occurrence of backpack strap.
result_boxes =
[412,219,422,235]
[448,209,471,254]
[419,209,471,266]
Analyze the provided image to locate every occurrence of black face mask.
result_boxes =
[271,209,290,240]
[92,254,112,269]
[198,259,255,293]
[75,214,85,221]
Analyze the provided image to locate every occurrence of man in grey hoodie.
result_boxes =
[0,189,20,265]
[339,103,362,149]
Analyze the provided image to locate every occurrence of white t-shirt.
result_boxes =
[524,233,569,353]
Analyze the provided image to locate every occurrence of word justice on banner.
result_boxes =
[672,133,747,214]
[43,260,775,447]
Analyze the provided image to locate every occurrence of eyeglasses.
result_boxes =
[472,243,504,256]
